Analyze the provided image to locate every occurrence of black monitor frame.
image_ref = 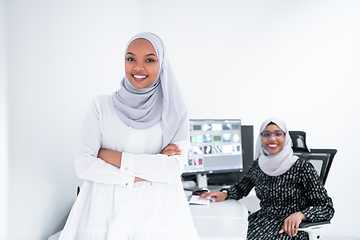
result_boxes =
[182,123,254,188]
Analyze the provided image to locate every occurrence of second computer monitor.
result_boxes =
[184,119,243,174]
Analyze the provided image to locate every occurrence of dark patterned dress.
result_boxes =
[225,158,334,240]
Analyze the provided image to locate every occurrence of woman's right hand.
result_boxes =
[98,148,122,168]
[199,191,227,202]
[161,144,181,156]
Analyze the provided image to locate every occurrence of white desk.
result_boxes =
[49,194,249,240]
[189,199,248,240]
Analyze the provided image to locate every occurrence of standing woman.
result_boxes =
[200,118,334,240]
[59,32,200,240]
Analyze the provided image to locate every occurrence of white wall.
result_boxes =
[0,0,8,239]
[6,1,140,239]
[4,0,360,239]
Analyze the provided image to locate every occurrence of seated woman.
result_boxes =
[200,118,334,240]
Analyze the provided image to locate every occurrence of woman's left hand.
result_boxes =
[161,144,181,156]
[279,212,307,237]
[134,177,145,182]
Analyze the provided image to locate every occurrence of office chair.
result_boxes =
[309,149,337,185]
[289,131,310,153]
[293,152,330,186]
[289,131,337,240]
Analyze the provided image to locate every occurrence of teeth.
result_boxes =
[268,144,278,147]
[134,75,146,79]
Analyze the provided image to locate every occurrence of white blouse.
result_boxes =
[59,95,200,240]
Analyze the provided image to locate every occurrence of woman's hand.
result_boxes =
[279,212,307,237]
[97,148,122,168]
[199,191,227,202]
[134,177,145,182]
[161,144,181,156]
[98,149,146,182]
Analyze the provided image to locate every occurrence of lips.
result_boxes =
[267,144,278,149]
[132,74,148,82]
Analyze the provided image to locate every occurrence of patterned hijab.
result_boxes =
[112,32,189,149]
[255,118,298,176]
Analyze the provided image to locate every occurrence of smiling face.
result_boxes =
[125,38,160,89]
[261,124,286,155]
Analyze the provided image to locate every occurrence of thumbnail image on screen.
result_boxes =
[204,145,212,154]
[202,124,212,131]
[223,133,231,142]
[192,146,203,154]
[192,135,203,143]
[203,134,212,143]
[212,124,222,131]
[213,135,222,141]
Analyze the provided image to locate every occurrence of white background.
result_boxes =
[0,0,8,239]
[1,0,360,239]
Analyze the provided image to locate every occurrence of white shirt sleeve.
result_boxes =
[121,140,190,183]
[74,99,135,188]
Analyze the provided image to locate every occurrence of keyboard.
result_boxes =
[188,195,210,205]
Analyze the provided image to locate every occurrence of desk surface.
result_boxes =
[189,199,248,240]
[190,199,248,218]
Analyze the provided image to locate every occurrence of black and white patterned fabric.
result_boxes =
[225,158,334,240]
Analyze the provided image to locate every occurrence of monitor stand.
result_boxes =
[195,173,228,191]
[182,173,229,192]
[196,173,208,188]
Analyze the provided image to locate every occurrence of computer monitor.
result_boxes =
[183,119,243,188]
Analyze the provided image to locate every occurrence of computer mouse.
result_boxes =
[192,189,209,195]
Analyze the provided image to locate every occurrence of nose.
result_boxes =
[269,133,277,141]
[134,62,145,71]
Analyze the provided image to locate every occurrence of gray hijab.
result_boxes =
[112,32,189,149]
[255,118,298,176]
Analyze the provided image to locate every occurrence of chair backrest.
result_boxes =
[289,131,310,152]
[289,131,337,186]
[308,149,337,185]
[293,152,331,185]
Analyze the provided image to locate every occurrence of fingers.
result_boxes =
[198,191,213,199]
[134,177,145,182]
[280,212,304,237]
[161,144,181,156]
[282,219,297,237]
[199,191,227,202]
[165,144,181,152]
[293,223,299,236]
[162,149,181,156]
[285,219,292,236]
[287,220,298,237]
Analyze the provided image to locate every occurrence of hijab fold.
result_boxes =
[255,118,298,176]
[112,32,188,149]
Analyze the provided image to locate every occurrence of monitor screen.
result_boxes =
[183,119,243,175]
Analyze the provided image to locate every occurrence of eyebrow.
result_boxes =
[126,52,157,57]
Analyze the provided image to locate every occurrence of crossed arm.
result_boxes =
[98,143,182,182]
